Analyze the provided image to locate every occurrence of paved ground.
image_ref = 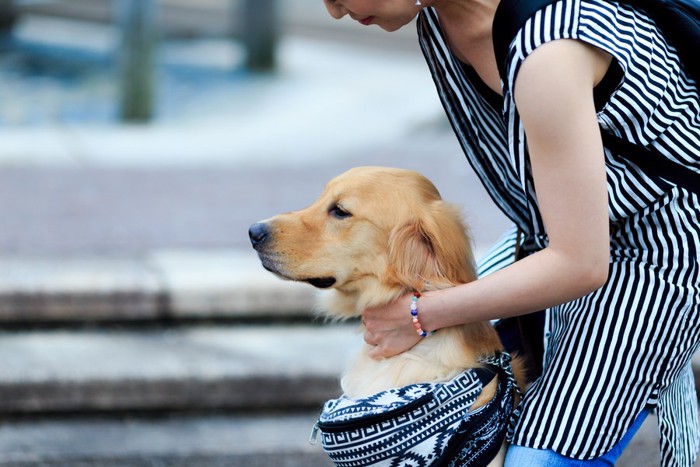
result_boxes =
[0,138,510,257]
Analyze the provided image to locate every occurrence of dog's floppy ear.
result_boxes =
[386,201,476,291]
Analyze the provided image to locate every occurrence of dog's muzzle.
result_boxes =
[249,221,337,289]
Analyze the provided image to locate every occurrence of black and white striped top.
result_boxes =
[417,0,700,463]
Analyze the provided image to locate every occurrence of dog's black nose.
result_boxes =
[248,222,270,248]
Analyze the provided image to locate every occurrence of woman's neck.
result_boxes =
[432,0,503,94]
[433,0,500,44]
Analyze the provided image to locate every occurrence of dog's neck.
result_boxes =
[318,278,454,321]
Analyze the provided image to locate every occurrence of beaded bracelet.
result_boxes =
[410,292,431,338]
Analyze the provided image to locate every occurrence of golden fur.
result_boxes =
[250,166,521,419]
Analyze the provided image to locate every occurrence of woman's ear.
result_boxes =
[386,201,476,291]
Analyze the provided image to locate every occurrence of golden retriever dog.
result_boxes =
[249,166,520,465]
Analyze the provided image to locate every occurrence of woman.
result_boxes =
[322,0,699,465]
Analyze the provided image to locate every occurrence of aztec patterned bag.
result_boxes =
[310,353,519,467]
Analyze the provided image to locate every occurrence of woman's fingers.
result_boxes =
[368,343,386,360]
[363,330,377,346]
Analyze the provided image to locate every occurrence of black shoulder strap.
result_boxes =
[623,0,699,84]
[492,0,557,85]
[492,0,700,196]
[493,0,699,85]
[600,132,699,196]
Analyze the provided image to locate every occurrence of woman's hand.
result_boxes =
[362,293,423,359]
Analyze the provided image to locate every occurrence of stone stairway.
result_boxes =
[0,249,354,466]
[0,249,696,466]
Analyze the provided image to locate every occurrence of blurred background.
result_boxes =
[0,1,692,465]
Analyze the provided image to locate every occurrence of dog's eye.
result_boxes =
[329,204,352,219]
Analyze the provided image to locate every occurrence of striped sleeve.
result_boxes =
[476,225,519,278]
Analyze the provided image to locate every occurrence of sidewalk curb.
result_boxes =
[0,249,317,323]
[0,325,359,414]
[0,412,332,467]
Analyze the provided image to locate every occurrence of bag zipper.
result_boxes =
[309,421,320,445]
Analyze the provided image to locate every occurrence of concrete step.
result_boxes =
[0,412,332,467]
[0,324,360,415]
[0,322,695,466]
[0,410,685,466]
[0,250,316,324]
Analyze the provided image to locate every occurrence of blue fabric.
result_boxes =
[504,408,651,466]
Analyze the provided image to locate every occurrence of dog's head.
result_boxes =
[249,166,476,317]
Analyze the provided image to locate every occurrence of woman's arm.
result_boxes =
[364,39,612,359]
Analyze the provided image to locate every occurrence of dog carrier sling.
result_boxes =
[310,353,520,467]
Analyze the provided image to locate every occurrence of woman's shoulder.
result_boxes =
[508,0,672,58]
[505,0,679,84]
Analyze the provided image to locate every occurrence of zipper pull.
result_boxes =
[309,421,320,445]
